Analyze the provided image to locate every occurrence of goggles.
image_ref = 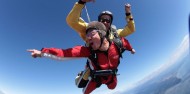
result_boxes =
[100,18,111,23]
[86,29,98,38]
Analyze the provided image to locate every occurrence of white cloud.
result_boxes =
[170,34,189,63]
[0,90,5,94]
[116,34,190,93]
[153,34,189,75]
[90,82,136,94]
[144,34,189,82]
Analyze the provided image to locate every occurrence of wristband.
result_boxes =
[125,13,131,16]
[78,0,86,4]
[129,18,133,21]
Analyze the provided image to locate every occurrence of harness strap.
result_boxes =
[86,41,123,87]
[92,69,118,77]
[112,38,124,58]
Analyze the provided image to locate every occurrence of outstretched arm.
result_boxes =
[66,0,94,40]
[121,38,135,54]
[27,49,80,60]
[27,49,42,58]
[117,3,135,37]
[27,46,91,59]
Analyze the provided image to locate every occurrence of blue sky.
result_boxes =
[0,0,189,94]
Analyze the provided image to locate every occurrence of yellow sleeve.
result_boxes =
[117,14,135,37]
[66,2,88,41]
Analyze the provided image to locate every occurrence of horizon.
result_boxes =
[0,0,190,94]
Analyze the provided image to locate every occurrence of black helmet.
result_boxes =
[98,11,113,24]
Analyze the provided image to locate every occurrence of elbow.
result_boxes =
[128,23,136,34]
[66,15,74,27]
[66,16,79,29]
[130,27,136,33]
[127,20,136,33]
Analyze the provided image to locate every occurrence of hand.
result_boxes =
[27,49,42,58]
[81,0,95,3]
[125,3,131,13]
[131,49,136,54]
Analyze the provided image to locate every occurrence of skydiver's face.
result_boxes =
[100,15,111,31]
[86,29,101,50]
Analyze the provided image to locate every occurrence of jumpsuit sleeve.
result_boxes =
[41,46,90,57]
[66,2,88,41]
[117,14,135,37]
[121,38,133,51]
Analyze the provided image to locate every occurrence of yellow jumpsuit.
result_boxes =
[66,2,136,41]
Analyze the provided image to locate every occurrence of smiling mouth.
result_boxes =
[89,42,94,47]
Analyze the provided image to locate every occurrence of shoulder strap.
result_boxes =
[110,25,118,38]
[110,25,125,58]
[112,38,124,58]
[87,50,101,70]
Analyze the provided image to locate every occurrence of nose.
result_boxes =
[102,21,108,24]
[86,36,92,45]
[86,35,92,40]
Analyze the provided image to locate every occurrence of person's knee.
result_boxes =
[107,82,117,89]
[107,77,117,89]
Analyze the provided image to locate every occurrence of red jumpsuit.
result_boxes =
[41,38,133,94]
